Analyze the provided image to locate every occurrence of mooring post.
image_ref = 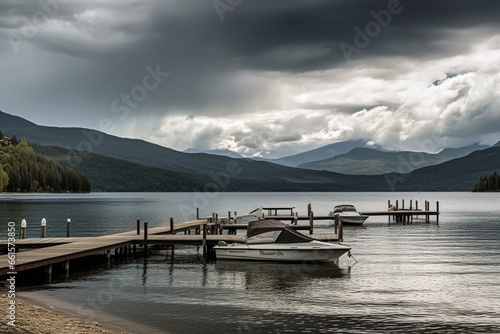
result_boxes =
[309,211,314,235]
[20,219,27,239]
[402,199,405,210]
[66,218,71,238]
[294,212,298,225]
[308,203,311,216]
[416,200,419,211]
[215,213,219,223]
[202,223,207,258]
[44,265,52,283]
[436,201,440,225]
[63,260,70,280]
[170,217,174,234]
[338,219,343,242]
[144,222,148,240]
[41,218,47,238]
[228,211,231,220]
[196,207,200,219]
[334,214,340,235]
[396,200,399,211]
[410,199,413,210]
[136,219,140,235]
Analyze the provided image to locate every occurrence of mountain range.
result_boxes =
[1,110,499,191]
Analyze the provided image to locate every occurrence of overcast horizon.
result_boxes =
[1,0,500,158]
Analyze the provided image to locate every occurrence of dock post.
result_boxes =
[425,201,429,223]
[294,212,298,225]
[41,218,47,238]
[144,222,148,240]
[228,211,231,221]
[410,199,413,210]
[63,260,70,280]
[396,200,399,210]
[338,219,343,242]
[416,200,418,211]
[309,211,314,235]
[215,213,219,223]
[136,219,140,235]
[334,214,339,235]
[196,207,199,219]
[202,223,207,258]
[44,265,52,283]
[170,217,174,234]
[66,219,71,238]
[20,219,27,239]
[308,203,311,216]
[436,201,440,225]
[402,199,405,210]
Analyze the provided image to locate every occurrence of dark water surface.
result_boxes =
[1,192,500,333]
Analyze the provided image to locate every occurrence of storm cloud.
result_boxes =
[1,0,499,157]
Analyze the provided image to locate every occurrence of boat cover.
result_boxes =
[247,219,314,244]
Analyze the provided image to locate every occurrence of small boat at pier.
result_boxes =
[214,219,351,262]
[330,204,368,225]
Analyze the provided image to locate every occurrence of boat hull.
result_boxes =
[338,215,369,225]
[214,242,350,263]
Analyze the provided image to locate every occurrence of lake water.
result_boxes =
[1,192,500,333]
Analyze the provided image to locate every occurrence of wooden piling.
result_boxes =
[196,207,199,219]
[144,222,148,240]
[41,218,46,238]
[307,203,311,216]
[170,217,174,234]
[338,219,343,242]
[436,201,440,225]
[20,219,27,239]
[136,219,140,235]
[66,219,71,238]
[202,223,207,258]
[309,211,314,235]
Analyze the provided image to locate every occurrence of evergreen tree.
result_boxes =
[0,164,8,191]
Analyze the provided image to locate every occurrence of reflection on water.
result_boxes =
[5,192,500,333]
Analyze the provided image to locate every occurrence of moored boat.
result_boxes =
[214,219,351,262]
[330,204,368,225]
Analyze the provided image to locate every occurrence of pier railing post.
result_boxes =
[309,211,314,235]
[338,219,343,242]
[66,219,71,238]
[144,222,148,240]
[196,207,199,219]
[20,219,27,239]
[170,217,174,234]
[334,214,339,235]
[136,219,140,235]
[436,201,440,225]
[41,218,46,238]
[202,223,207,258]
[307,203,311,216]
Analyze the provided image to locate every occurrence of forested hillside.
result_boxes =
[32,145,204,192]
[0,138,90,192]
[473,171,500,192]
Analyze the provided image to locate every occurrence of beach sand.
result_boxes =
[1,294,129,334]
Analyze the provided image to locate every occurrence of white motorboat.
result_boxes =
[330,204,368,225]
[214,219,351,262]
[232,207,264,224]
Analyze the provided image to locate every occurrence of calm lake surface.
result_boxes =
[1,192,500,333]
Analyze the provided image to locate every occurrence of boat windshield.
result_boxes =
[333,205,357,212]
[247,219,314,244]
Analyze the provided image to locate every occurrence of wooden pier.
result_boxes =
[0,218,340,280]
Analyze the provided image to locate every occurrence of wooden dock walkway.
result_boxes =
[0,219,340,278]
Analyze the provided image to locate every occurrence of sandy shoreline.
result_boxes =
[1,294,130,334]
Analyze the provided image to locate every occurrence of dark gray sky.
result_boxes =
[1,0,499,157]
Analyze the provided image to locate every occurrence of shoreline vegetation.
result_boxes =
[473,171,500,192]
[1,294,129,334]
[0,134,90,193]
